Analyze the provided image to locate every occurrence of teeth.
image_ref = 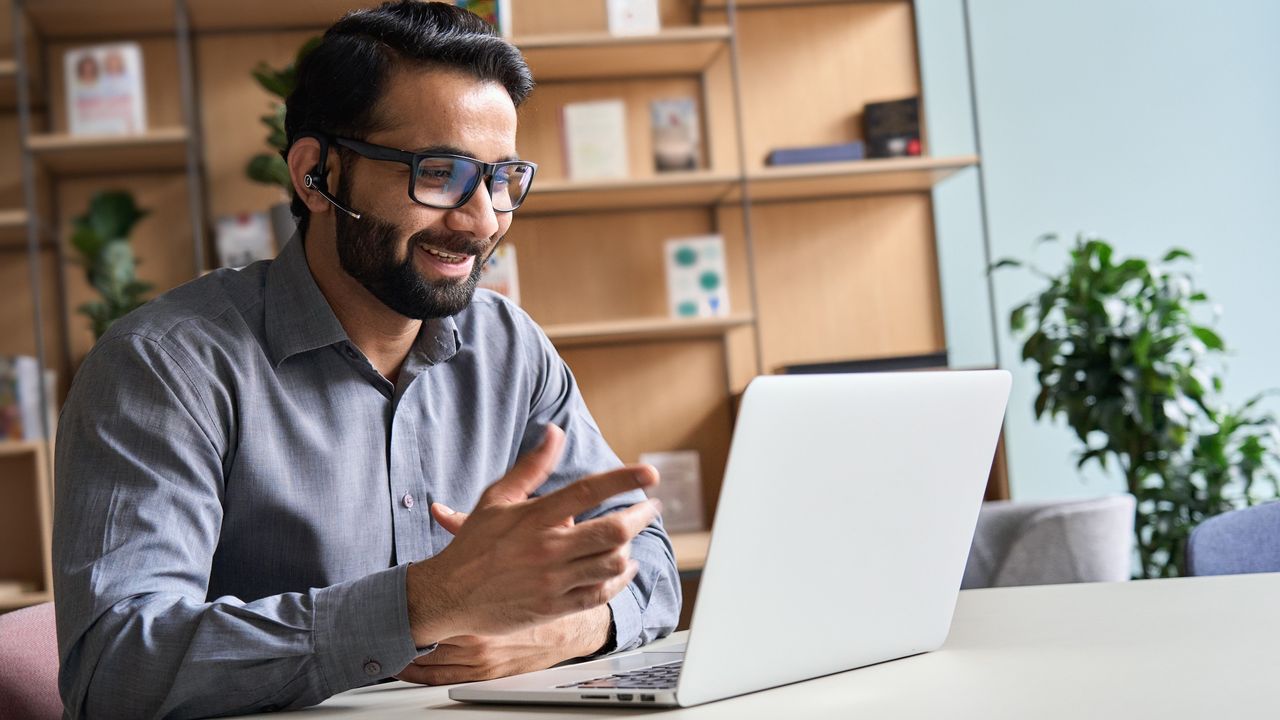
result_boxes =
[424,246,466,262]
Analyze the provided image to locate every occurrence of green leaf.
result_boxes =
[1163,248,1193,263]
[1009,302,1032,333]
[1191,326,1225,351]
[247,154,293,191]
[989,258,1022,273]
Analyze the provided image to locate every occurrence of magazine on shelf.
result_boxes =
[453,0,512,37]
[562,99,629,181]
[606,0,661,36]
[64,42,147,136]
[665,234,729,319]
[638,449,705,532]
[0,355,54,441]
[766,140,865,166]
[650,97,701,172]
[478,243,520,305]
[214,212,276,269]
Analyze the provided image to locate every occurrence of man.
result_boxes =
[52,3,680,717]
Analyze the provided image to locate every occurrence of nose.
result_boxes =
[445,177,501,240]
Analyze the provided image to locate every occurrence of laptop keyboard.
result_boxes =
[557,660,683,690]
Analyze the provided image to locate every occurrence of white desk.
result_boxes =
[268,573,1280,718]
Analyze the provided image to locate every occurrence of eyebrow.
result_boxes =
[412,143,521,163]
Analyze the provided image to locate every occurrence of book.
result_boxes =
[766,141,865,166]
[64,42,147,136]
[863,97,921,158]
[214,212,276,269]
[478,243,520,305]
[638,449,705,532]
[0,355,54,441]
[650,98,701,172]
[452,0,512,38]
[606,0,661,36]
[562,99,629,181]
[665,235,729,319]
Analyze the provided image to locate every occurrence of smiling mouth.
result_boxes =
[420,243,472,265]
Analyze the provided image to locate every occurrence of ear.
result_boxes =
[287,137,332,215]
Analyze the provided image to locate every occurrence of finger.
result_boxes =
[563,559,641,612]
[481,425,566,507]
[560,498,661,560]
[558,544,633,591]
[533,464,658,524]
[431,503,468,535]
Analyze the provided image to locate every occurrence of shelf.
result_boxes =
[544,315,754,348]
[27,128,190,176]
[0,440,46,458]
[24,0,176,39]
[671,531,711,572]
[0,588,51,612]
[523,171,738,216]
[701,0,894,9]
[518,27,731,81]
[0,59,17,110]
[186,0,359,32]
[0,210,31,248]
[736,155,979,203]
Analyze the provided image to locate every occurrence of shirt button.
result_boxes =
[364,660,382,677]
[402,493,416,509]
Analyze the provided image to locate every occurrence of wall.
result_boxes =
[921,0,1280,500]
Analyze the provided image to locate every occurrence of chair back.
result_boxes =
[1187,501,1280,576]
[0,602,62,720]
[963,495,1136,588]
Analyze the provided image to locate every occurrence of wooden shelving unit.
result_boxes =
[671,531,712,573]
[0,59,17,110]
[0,440,52,613]
[0,208,29,247]
[740,155,978,203]
[519,27,731,81]
[27,127,191,175]
[523,171,739,216]
[545,315,754,348]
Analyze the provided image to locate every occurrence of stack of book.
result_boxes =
[0,356,53,441]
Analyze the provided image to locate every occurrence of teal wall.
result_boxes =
[919,0,1280,499]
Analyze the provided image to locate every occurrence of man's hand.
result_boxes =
[404,424,660,648]
[395,605,611,685]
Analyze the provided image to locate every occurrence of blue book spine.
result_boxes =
[766,141,866,166]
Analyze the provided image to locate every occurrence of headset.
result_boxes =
[300,134,362,220]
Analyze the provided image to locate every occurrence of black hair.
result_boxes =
[284,1,534,235]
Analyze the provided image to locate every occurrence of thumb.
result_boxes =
[482,424,566,506]
[431,502,469,535]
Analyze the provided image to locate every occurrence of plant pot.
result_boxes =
[269,201,298,251]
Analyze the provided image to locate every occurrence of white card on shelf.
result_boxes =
[665,235,730,319]
[562,99,630,181]
[606,0,661,36]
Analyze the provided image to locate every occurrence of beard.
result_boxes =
[333,181,492,320]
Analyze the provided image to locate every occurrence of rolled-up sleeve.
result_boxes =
[519,327,682,653]
[53,333,417,719]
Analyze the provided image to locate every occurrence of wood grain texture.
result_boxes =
[562,339,733,527]
[511,206,748,327]
[0,443,49,595]
[0,248,62,363]
[196,30,317,220]
[719,194,945,372]
[513,0,697,37]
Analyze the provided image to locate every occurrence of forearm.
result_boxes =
[59,565,419,719]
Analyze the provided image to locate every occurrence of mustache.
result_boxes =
[409,228,490,257]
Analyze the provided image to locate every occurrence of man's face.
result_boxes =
[333,67,518,320]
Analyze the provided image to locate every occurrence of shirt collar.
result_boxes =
[265,232,463,368]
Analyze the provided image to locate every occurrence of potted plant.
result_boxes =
[69,191,153,340]
[994,234,1280,578]
[246,37,320,248]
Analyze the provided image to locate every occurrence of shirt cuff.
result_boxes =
[313,563,420,696]
[606,584,645,653]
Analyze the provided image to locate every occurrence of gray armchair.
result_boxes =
[1186,501,1280,576]
[962,495,1136,589]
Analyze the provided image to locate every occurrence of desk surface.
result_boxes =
[258,573,1280,719]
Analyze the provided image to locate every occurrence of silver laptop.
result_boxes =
[450,370,1012,708]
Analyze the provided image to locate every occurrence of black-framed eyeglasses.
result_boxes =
[329,136,538,213]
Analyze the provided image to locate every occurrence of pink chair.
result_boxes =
[0,602,62,720]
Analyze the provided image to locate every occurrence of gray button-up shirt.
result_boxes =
[52,235,680,718]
